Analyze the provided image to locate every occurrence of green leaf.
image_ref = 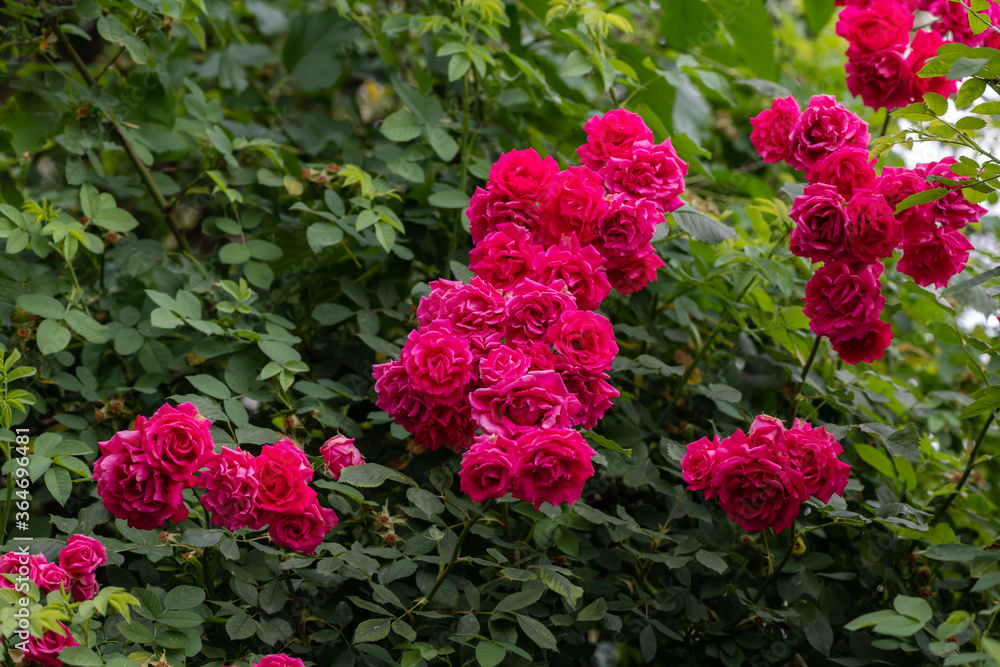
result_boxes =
[164,585,206,610]
[36,319,72,355]
[65,310,111,344]
[695,549,728,574]
[357,333,401,358]
[57,646,104,666]
[353,618,391,643]
[894,188,947,214]
[220,243,251,264]
[225,613,257,640]
[873,613,926,638]
[844,609,898,631]
[427,188,470,209]
[515,614,558,650]
[672,207,735,243]
[313,303,353,326]
[44,466,72,506]
[380,109,423,142]
[494,586,546,612]
[113,327,144,356]
[16,294,64,319]
[425,126,459,162]
[577,598,607,622]
[307,223,344,253]
[894,595,933,624]
[582,430,632,456]
[282,9,348,91]
[339,463,413,488]
[948,58,989,80]
[803,0,835,34]
[476,641,507,667]
[923,92,948,115]
[925,543,983,562]
[540,569,584,606]
[972,100,1000,115]
[186,374,232,400]
[711,0,776,80]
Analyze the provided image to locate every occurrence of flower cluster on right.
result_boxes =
[681,415,851,534]
[751,94,983,364]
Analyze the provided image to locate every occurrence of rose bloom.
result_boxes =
[467,187,548,245]
[846,48,915,110]
[94,429,189,530]
[373,359,426,433]
[468,223,542,289]
[469,370,581,437]
[750,95,801,164]
[710,433,807,534]
[784,420,852,503]
[0,552,42,590]
[788,183,851,263]
[605,245,664,295]
[898,226,974,288]
[435,278,506,354]
[513,428,595,509]
[875,166,936,239]
[480,343,555,384]
[595,194,659,256]
[560,369,619,430]
[415,278,462,327]
[136,402,213,477]
[72,572,100,602]
[541,166,609,243]
[915,158,988,229]
[547,309,618,372]
[487,148,559,201]
[23,623,80,667]
[749,414,786,448]
[198,446,267,532]
[681,435,723,495]
[925,0,998,46]
[401,322,475,403]
[600,139,687,213]
[836,0,912,56]
[531,238,611,311]
[806,147,876,199]
[256,656,307,667]
[59,534,107,576]
[577,109,655,171]
[459,433,520,503]
[269,500,338,555]
[908,31,958,98]
[804,261,886,339]
[254,438,317,514]
[321,435,364,481]
[788,95,871,171]
[413,399,476,452]
[502,279,577,344]
[830,319,893,365]
[845,189,902,264]
[36,559,72,594]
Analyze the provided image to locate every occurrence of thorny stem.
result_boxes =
[408,504,488,615]
[932,411,996,523]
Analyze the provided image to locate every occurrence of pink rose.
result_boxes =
[749,415,786,448]
[836,0,912,56]
[59,534,107,575]
[560,369,619,430]
[547,310,618,372]
[605,245,664,295]
[72,572,100,601]
[467,187,548,245]
[413,399,476,452]
[138,402,213,477]
[198,446,267,532]
[254,438,317,514]
[0,552,42,590]
[898,226,974,288]
[401,323,475,403]
[320,435,364,480]
[434,278,506,354]
[576,109,655,171]
[788,183,851,263]
[480,343,555,384]
[805,147,876,198]
[415,278,462,328]
[269,500,338,555]
[750,96,801,164]
[681,435,723,495]
[23,623,80,667]
[875,166,936,239]
[468,223,542,289]
[908,31,958,98]
[830,320,893,365]
[595,194,659,255]
[541,166,609,243]
[710,433,807,533]
[804,261,885,339]
[36,559,71,594]
[845,49,915,110]
[531,237,611,311]
[915,159,987,229]
[784,421,852,503]
[469,370,581,437]
[503,279,577,344]
[373,359,426,433]
[487,148,559,201]
[788,95,871,171]
[925,0,998,46]
[600,139,687,213]
[459,434,519,503]
[95,429,189,530]
[513,428,595,509]
[256,655,307,667]
[845,189,902,264]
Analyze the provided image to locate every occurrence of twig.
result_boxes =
[932,411,996,523]
[790,336,822,421]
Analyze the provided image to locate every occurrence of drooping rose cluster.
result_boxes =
[95,403,353,555]
[751,95,982,364]
[2,535,108,666]
[375,111,686,507]
[832,0,992,110]
[681,415,851,534]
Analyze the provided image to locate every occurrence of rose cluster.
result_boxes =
[681,415,851,534]
[1,535,108,666]
[375,111,687,508]
[751,94,982,364]
[225,654,306,667]
[95,403,362,555]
